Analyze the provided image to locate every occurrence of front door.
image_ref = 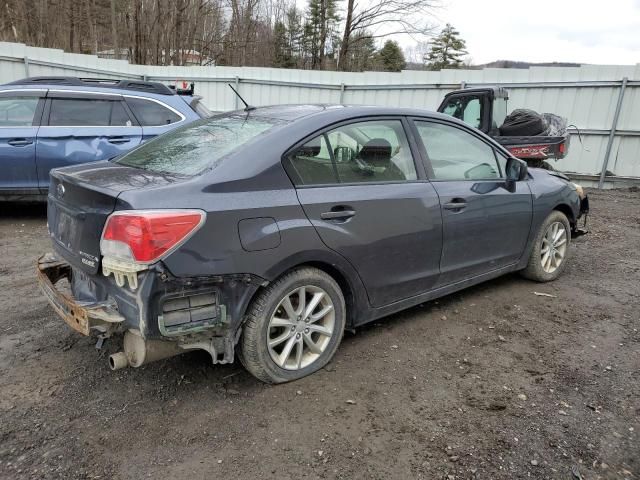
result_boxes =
[412,119,532,286]
[36,94,142,190]
[285,118,443,308]
[0,91,44,195]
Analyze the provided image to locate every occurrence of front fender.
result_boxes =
[516,169,582,269]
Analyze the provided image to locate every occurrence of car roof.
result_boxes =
[0,78,175,99]
[228,104,457,124]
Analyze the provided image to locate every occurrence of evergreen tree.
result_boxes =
[377,40,405,72]
[285,6,303,65]
[306,0,340,69]
[341,31,377,72]
[425,24,468,70]
[273,21,294,68]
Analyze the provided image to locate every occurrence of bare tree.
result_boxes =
[0,0,437,72]
[337,0,437,71]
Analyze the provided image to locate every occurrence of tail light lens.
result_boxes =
[100,210,205,264]
[558,142,566,155]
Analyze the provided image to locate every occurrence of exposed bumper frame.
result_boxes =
[37,253,125,336]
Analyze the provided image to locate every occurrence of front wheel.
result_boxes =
[521,210,571,282]
[239,267,346,384]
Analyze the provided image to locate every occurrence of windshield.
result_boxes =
[115,114,281,175]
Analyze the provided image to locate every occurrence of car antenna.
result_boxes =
[228,83,256,112]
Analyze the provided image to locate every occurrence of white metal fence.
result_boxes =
[1,42,639,184]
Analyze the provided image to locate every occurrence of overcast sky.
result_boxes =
[419,0,640,65]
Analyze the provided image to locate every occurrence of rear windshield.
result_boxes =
[115,114,281,175]
[191,98,213,118]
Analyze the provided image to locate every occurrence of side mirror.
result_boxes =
[506,157,528,182]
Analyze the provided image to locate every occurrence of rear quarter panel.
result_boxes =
[116,162,371,319]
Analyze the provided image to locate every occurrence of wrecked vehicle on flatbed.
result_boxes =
[39,104,586,383]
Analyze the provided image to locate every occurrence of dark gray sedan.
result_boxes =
[38,105,587,383]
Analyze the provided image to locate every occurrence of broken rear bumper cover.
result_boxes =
[37,253,264,364]
[37,253,124,336]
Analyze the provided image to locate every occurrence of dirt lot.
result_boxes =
[0,188,638,480]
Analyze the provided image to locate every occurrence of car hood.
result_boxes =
[528,167,571,183]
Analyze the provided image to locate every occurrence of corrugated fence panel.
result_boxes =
[1,42,638,181]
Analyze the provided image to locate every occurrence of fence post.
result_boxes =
[339,83,345,104]
[234,76,240,109]
[598,77,628,189]
[23,56,30,77]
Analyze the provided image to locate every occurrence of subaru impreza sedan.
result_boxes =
[38,104,586,383]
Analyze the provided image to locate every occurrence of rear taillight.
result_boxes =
[100,210,205,264]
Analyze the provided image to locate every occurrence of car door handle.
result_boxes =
[108,136,130,144]
[443,199,467,211]
[321,209,356,221]
[7,138,33,147]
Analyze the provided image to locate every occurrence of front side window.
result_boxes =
[48,99,131,127]
[115,114,280,175]
[287,119,417,186]
[415,121,501,181]
[0,97,40,126]
[126,98,182,126]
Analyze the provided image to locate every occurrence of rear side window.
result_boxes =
[0,97,40,126]
[115,115,280,175]
[126,98,182,126]
[287,119,417,186]
[48,99,132,127]
[287,135,338,185]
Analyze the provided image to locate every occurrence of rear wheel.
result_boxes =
[239,267,345,383]
[521,210,571,282]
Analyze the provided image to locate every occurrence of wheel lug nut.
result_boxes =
[304,328,309,334]
[296,333,301,339]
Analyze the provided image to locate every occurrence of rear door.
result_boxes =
[285,117,443,308]
[36,92,142,190]
[0,90,45,194]
[411,118,532,286]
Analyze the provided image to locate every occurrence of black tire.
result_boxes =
[520,210,571,282]
[239,267,346,384]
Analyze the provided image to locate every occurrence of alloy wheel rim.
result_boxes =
[267,286,335,371]
[541,221,568,273]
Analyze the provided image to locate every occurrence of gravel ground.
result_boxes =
[0,187,638,480]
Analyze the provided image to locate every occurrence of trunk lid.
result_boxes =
[47,161,181,275]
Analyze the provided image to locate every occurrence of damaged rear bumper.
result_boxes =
[37,253,125,336]
[38,252,265,366]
